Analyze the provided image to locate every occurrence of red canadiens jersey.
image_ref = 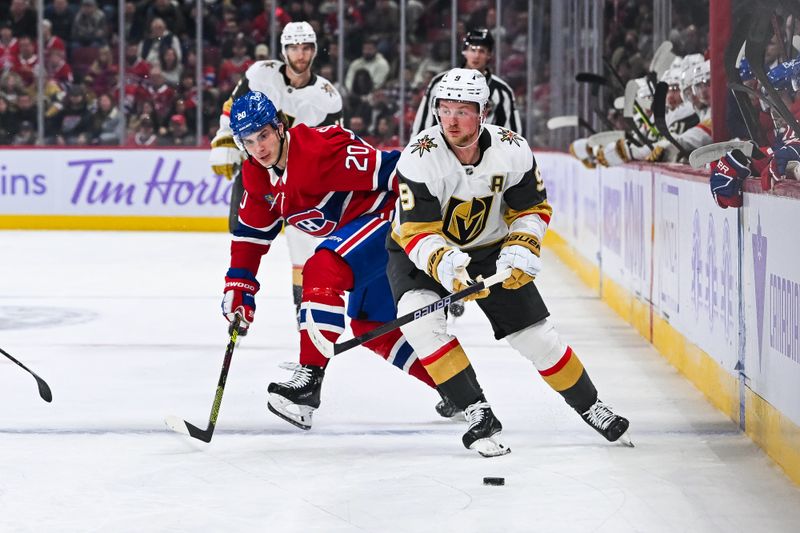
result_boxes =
[230,124,400,273]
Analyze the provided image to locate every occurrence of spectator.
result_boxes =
[346,115,369,138]
[45,48,74,90]
[145,0,185,36]
[72,0,108,47]
[368,114,400,148]
[344,68,375,125]
[412,40,450,88]
[44,0,76,43]
[217,38,253,91]
[51,84,93,145]
[128,113,157,146]
[254,43,269,61]
[0,95,16,144]
[12,36,38,86]
[145,67,176,124]
[15,91,36,124]
[91,93,121,145]
[0,23,18,73]
[345,39,390,92]
[83,45,116,95]
[8,0,37,39]
[158,113,195,146]
[159,47,182,86]
[12,119,36,145]
[42,20,66,56]
[138,17,181,70]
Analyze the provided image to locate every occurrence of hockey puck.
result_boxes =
[483,477,505,486]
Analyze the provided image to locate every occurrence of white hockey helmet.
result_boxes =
[280,21,317,58]
[679,54,704,92]
[432,68,490,120]
[634,77,653,111]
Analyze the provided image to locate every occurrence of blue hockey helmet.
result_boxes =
[229,91,282,150]
[766,60,796,91]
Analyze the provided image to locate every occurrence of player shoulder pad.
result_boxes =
[245,59,283,86]
[398,127,448,181]
[486,124,532,168]
[312,74,343,112]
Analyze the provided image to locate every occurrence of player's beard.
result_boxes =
[286,57,311,76]
[446,125,480,148]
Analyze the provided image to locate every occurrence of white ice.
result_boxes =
[1,230,798,533]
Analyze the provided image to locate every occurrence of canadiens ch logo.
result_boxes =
[498,128,521,146]
[443,195,493,245]
[410,135,438,157]
[286,209,337,237]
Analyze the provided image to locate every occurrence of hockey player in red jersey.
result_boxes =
[222,90,444,430]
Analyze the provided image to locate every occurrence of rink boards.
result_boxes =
[538,151,800,485]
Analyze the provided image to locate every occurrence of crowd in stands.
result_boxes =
[0,0,536,148]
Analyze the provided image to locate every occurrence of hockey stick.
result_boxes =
[307,268,512,358]
[165,315,241,443]
[575,72,609,87]
[546,115,596,133]
[688,141,754,168]
[652,81,690,160]
[0,347,52,403]
[649,41,677,78]
[586,130,626,148]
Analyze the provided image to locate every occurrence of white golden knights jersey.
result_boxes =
[217,59,343,136]
[392,124,552,275]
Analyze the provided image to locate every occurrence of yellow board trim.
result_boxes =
[0,215,228,232]
[547,228,800,486]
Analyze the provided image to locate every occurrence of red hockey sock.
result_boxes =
[299,250,353,367]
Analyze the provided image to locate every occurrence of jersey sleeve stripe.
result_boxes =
[394,220,444,251]
[377,150,400,191]
[503,201,553,226]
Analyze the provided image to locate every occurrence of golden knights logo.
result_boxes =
[443,195,493,245]
[498,128,521,146]
[410,134,438,157]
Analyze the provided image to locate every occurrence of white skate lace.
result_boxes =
[277,362,312,389]
[464,401,490,429]
[583,401,616,430]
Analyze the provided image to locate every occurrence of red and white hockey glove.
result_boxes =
[710,149,750,208]
[766,139,800,190]
[222,268,260,328]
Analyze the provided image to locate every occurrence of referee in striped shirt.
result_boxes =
[411,28,522,136]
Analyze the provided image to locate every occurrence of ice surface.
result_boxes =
[1,231,798,532]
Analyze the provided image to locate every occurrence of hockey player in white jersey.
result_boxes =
[387,68,631,457]
[209,21,343,326]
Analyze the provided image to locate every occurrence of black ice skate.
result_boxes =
[267,362,325,430]
[435,392,465,421]
[462,401,510,457]
[580,399,633,447]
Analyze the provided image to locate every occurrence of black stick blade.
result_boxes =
[35,376,52,403]
[165,415,213,443]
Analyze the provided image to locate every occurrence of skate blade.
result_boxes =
[616,431,634,447]
[267,393,315,431]
[469,435,511,457]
